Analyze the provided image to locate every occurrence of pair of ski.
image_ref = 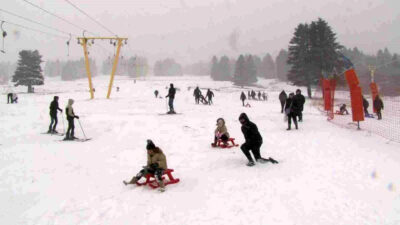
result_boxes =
[41,132,91,142]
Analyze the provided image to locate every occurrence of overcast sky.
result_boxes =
[0,0,399,65]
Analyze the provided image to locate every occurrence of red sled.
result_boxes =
[136,168,180,189]
[211,138,239,149]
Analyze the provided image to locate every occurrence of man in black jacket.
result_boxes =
[238,113,278,166]
[165,83,176,114]
[285,93,299,130]
[48,96,63,133]
[362,96,370,116]
[294,89,305,121]
[373,95,384,120]
[279,90,287,113]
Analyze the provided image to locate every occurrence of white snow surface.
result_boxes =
[1,75,400,225]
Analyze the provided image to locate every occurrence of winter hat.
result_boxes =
[146,139,156,150]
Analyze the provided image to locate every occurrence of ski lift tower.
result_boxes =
[77,35,128,99]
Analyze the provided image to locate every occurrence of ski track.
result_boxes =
[1,76,400,225]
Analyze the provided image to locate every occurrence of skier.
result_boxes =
[258,91,261,100]
[123,140,167,192]
[294,89,305,121]
[238,113,277,166]
[279,90,287,113]
[11,93,18,103]
[48,96,63,133]
[212,118,230,147]
[154,90,159,98]
[373,95,384,120]
[206,89,214,105]
[339,104,349,115]
[193,86,201,104]
[165,83,176,114]
[247,91,251,100]
[285,93,299,130]
[362,96,370,117]
[65,99,79,140]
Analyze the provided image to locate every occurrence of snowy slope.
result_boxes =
[1,75,400,225]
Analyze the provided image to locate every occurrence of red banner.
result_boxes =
[345,69,364,122]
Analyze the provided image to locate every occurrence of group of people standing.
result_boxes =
[279,89,305,130]
[239,90,268,107]
[363,95,384,120]
[47,96,80,140]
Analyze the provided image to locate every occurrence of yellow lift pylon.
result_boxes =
[77,36,128,99]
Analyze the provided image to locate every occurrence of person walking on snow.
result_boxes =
[206,89,214,105]
[373,95,384,120]
[165,83,176,114]
[123,140,167,192]
[193,86,201,104]
[238,113,278,166]
[285,93,299,130]
[48,96,63,133]
[279,90,287,113]
[65,99,79,140]
[240,92,247,106]
[258,91,261,100]
[294,89,305,121]
[212,118,230,147]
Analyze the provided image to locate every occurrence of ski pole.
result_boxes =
[77,119,88,140]
[60,111,65,134]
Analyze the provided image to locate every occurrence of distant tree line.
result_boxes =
[154,58,183,76]
[101,56,149,77]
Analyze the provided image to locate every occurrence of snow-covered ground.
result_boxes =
[1,75,400,225]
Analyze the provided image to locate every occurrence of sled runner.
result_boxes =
[211,138,239,149]
[135,168,180,189]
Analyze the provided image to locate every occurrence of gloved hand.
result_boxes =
[75,116,80,119]
[150,163,159,169]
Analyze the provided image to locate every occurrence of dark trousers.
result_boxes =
[7,93,12,104]
[288,112,298,129]
[208,97,213,105]
[133,167,164,182]
[376,109,382,120]
[242,100,245,106]
[241,142,262,162]
[214,134,229,144]
[280,101,285,113]
[168,98,174,112]
[49,115,58,132]
[364,108,369,116]
[66,118,75,138]
[298,111,303,121]
[195,97,200,104]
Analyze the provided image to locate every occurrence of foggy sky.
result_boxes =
[0,0,399,65]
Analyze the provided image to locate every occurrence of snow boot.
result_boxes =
[246,161,255,167]
[269,157,279,164]
[158,181,165,192]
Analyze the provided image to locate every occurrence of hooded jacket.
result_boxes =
[65,99,76,120]
[147,147,168,170]
[166,84,176,99]
[215,118,230,138]
[239,113,262,145]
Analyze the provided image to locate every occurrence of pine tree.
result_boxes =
[219,56,232,81]
[233,55,247,85]
[287,23,311,86]
[276,49,290,81]
[12,50,44,93]
[261,53,275,78]
[245,55,257,84]
[210,56,219,80]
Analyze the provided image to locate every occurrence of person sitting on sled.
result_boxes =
[212,118,230,147]
[339,104,349,115]
[123,140,167,192]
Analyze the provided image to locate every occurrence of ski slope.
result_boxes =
[1,75,400,225]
